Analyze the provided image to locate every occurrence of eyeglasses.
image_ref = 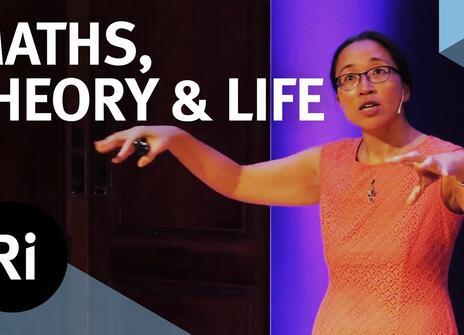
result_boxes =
[335,65,399,91]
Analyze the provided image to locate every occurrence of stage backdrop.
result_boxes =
[271,0,464,334]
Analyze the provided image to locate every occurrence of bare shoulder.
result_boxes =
[289,138,358,176]
[424,135,462,153]
[278,145,323,198]
[236,145,323,206]
[273,145,322,205]
[279,145,322,175]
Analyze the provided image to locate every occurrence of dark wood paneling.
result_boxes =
[0,1,68,232]
[0,1,270,333]
[110,244,255,284]
[86,1,270,334]
[116,279,251,335]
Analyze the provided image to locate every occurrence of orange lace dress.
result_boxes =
[313,136,463,335]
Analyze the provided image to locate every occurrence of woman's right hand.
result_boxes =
[95,125,321,206]
[95,125,182,167]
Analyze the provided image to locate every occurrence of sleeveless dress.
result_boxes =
[313,136,463,335]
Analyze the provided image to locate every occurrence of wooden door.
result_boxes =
[0,1,270,333]
[68,1,270,334]
[0,1,68,240]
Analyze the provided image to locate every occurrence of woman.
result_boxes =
[96,32,464,334]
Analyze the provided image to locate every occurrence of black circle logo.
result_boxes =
[0,201,68,312]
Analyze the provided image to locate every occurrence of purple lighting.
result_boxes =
[271,1,394,334]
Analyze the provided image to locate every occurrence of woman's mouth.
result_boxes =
[359,102,381,115]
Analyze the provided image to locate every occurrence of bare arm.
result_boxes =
[442,150,464,214]
[387,149,464,212]
[95,126,321,206]
[442,176,464,214]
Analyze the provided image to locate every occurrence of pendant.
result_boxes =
[367,179,376,203]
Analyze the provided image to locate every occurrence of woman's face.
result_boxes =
[335,39,409,131]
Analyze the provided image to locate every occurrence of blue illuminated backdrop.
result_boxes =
[270,0,464,334]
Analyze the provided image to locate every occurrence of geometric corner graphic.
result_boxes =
[440,38,464,68]
[0,265,190,335]
[439,0,464,66]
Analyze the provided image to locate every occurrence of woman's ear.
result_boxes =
[403,85,411,102]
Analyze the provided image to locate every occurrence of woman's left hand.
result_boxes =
[386,150,464,206]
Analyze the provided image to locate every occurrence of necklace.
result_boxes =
[359,133,428,204]
[367,179,376,203]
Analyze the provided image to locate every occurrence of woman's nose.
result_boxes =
[359,74,375,95]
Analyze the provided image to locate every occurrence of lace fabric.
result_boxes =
[314,136,463,335]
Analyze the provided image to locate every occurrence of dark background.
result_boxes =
[0,0,269,334]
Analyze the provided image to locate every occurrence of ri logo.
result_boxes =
[0,202,67,312]
[0,232,36,280]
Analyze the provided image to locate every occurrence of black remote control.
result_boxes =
[132,138,150,156]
